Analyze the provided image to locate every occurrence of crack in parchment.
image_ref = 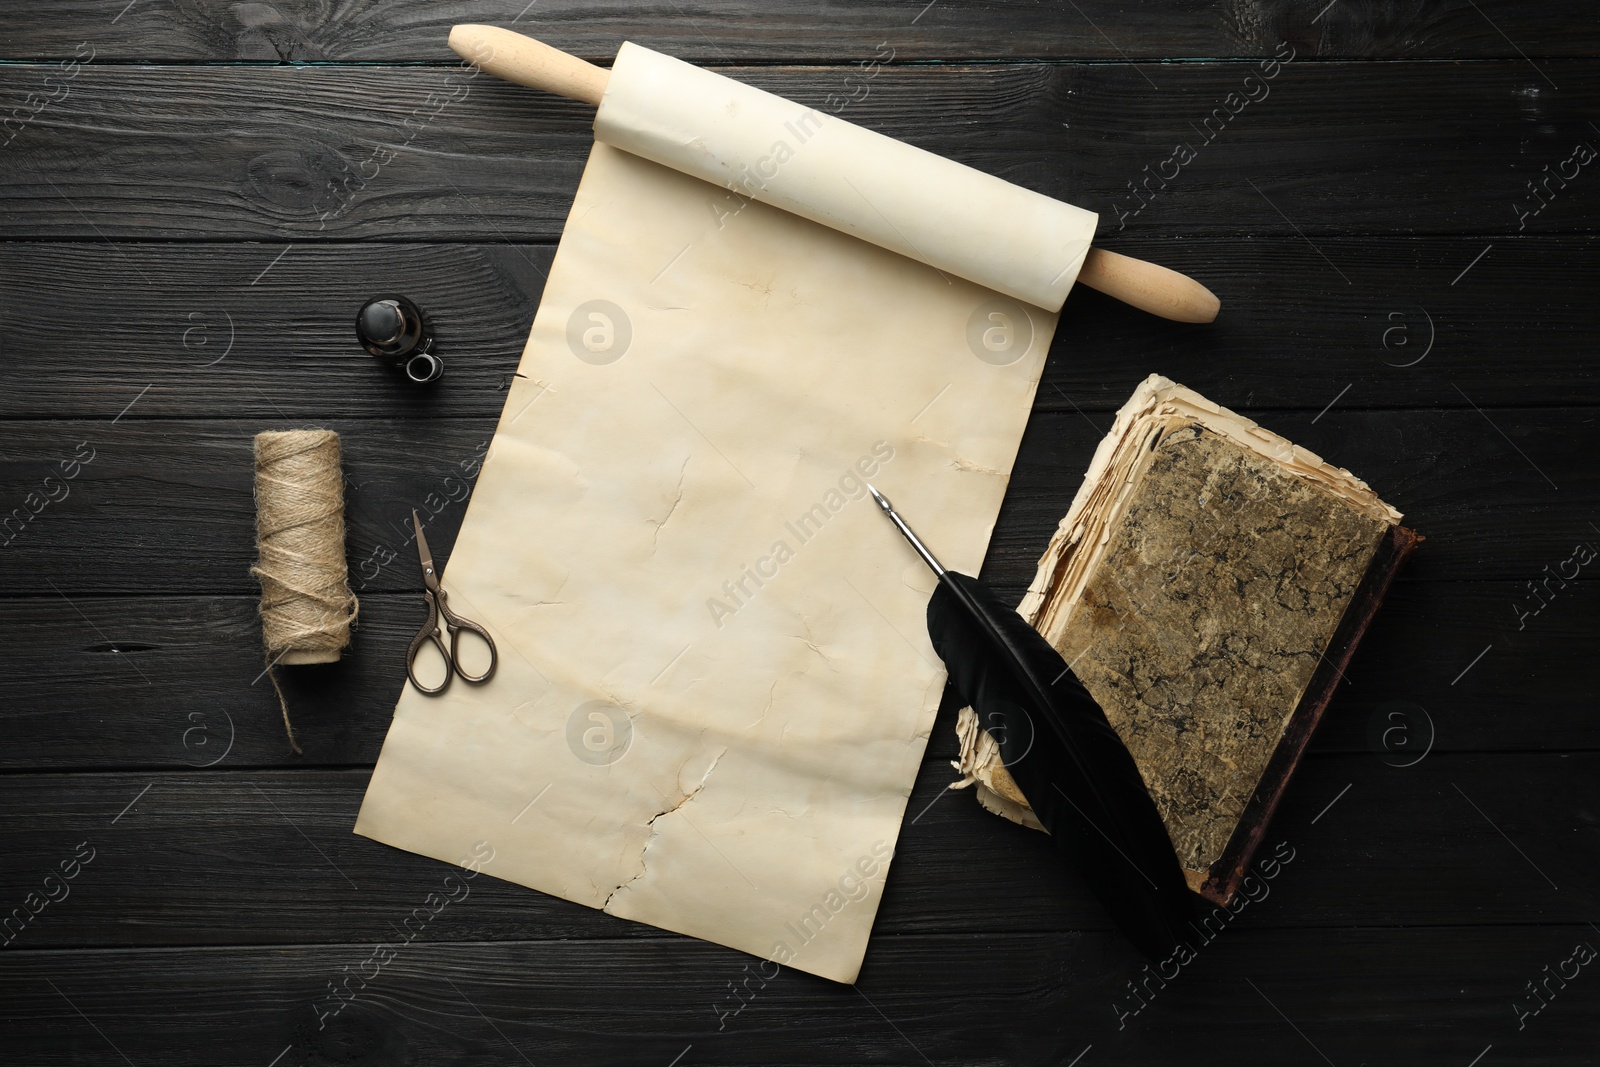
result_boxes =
[647,455,691,552]
[602,746,728,910]
[949,456,1002,476]
[788,614,841,674]
[744,678,780,732]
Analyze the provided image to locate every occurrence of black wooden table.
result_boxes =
[2,3,1596,1064]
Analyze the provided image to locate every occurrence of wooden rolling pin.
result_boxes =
[450,25,1220,324]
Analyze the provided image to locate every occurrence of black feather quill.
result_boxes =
[869,486,1194,958]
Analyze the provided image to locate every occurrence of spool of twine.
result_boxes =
[251,429,359,753]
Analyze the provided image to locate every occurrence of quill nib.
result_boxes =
[866,485,945,576]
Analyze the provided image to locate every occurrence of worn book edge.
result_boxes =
[1194,521,1419,902]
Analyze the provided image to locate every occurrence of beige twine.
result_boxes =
[251,430,359,753]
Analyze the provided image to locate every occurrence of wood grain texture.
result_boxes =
[0,242,551,421]
[0,756,1592,951]
[0,575,1587,771]
[2,0,1595,62]
[4,405,1583,594]
[987,403,1594,592]
[3,61,1598,240]
[0,927,1594,1065]
[3,236,1597,420]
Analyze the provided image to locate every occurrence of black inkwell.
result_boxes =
[357,295,444,384]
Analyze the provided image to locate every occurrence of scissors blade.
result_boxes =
[412,508,441,591]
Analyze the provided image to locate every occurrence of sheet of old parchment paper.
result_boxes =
[355,141,1060,983]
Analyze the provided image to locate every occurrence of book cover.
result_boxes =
[954,375,1420,904]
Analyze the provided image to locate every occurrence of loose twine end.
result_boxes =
[265,662,304,756]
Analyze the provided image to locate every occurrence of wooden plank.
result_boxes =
[0,926,1593,1065]
[0,418,493,596]
[2,0,1595,62]
[3,236,1598,421]
[0,243,550,422]
[0,574,1589,770]
[987,403,1594,592]
[0,407,1591,596]
[3,61,1598,240]
[0,755,1593,952]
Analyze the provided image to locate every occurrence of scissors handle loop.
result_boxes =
[406,593,453,695]
[439,589,498,684]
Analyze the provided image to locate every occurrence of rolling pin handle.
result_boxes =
[1076,247,1221,324]
[449,24,610,106]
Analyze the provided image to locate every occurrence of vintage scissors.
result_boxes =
[406,509,498,695]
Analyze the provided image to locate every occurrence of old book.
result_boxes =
[953,374,1420,904]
